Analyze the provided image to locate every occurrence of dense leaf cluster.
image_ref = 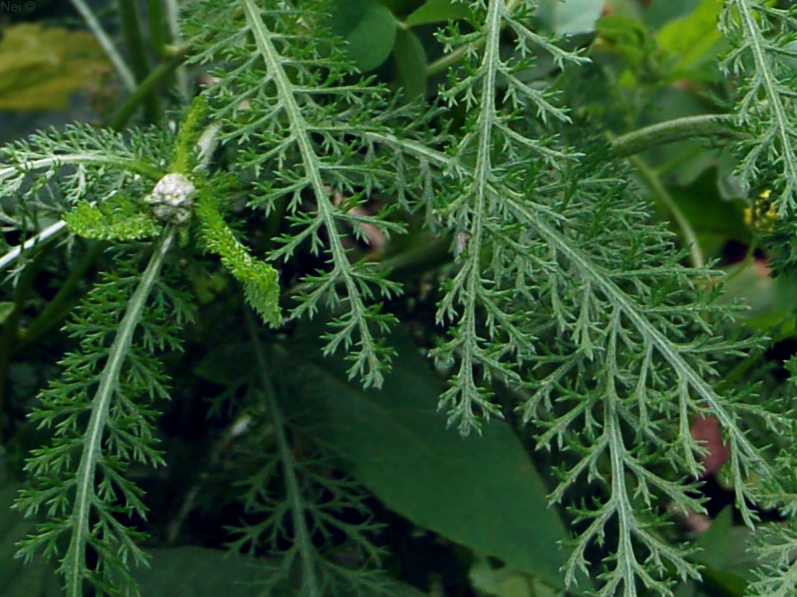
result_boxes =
[3,0,797,596]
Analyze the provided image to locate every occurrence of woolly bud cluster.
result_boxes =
[147,173,195,225]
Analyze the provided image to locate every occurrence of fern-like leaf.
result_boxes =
[13,231,191,596]
[0,124,170,278]
[0,124,168,204]
[720,1,797,214]
[226,318,393,596]
[196,192,282,327]
[368,133,784,597]
[64,197,162,240]
[427,0,588,435]
[184,0,405,387]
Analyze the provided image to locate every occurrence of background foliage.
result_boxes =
[2,0,797,596]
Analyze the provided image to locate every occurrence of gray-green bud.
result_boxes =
[147,173,195,225]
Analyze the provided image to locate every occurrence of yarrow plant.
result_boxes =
[2,0,797,596]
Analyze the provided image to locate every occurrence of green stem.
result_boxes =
[245,309,322,597]
[0,220,66,273]
[607,131,705,269]
[116,0,161,124]
[147,0,178,93]
[164,0,190,98]
[609,115,744,160]
[108,46,189,131]
[69,0,136,91]
[427,45,472,79]
[63,227,176,597]
[147,0,167,56]
[634,153,704,269]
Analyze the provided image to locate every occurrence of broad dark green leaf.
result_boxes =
[279,329,577,591]
[132,547,263,596]
[404,0,471,27]
[393,29,427,99]
[329,0,397,72]
[691,507,752,595]
[666,168,750,243]
[376,0,421,15]
[135,546,428,596]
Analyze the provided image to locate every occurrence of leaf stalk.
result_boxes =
[62,227,175,596]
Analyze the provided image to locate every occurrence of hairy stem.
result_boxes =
[62,227,176,596]
[609,114,743,159]
[241,0,388,385]
[0,156,163,188]
[728,0,797,213]
[425,0,522,78]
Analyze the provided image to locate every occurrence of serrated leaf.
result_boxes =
[188,0,403,386]
[196,195,282,328]
[64,198,161,241]
[0,24,110,111]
